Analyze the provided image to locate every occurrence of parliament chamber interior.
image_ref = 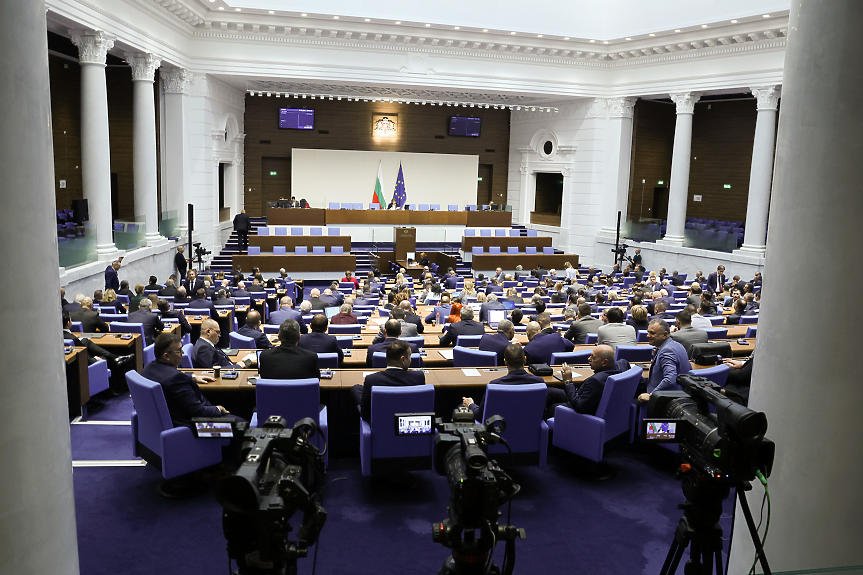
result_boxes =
[3,0,863,574]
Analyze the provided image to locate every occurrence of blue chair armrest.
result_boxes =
[360,419,372,476]
[551,405,606,462]
[131,411,140,458]
[160,426,222,480]
[539,419,549,468]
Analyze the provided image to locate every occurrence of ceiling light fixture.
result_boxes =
[730,19,738,23]
[626,37,631,40]
[333,15,339,19]
[589,39,595,42]
[674,29,681,32]
[702,24,708,28]
[564,37,569,40]
[483,29,488,32]
[511,31,516,35]
[395,21,401,24]
[538,34,543,38]
[763,14,770,18]
[425,23,430,27]
[454,26,460,30]
[275,93,280,97]
[269,10,274,14]
[301,13,307,16]
[235,7,241,11]
[603,40,608,44]
[364,18,370,22]
[649,33,655,36]
[218,6,223,9]
[266,92,271,96]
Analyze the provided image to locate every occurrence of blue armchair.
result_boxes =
[360,385,434,476]
[479,383,549,467]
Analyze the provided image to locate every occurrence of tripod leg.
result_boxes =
[714,547,723,575]
[737,488,772,575]
[660,533,688,575]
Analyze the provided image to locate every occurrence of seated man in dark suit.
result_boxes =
[444,269,458,290]
[71,297,109,333]
[64,293,85,313]
[424,293,452,324]
[173,286,191,305]
[479,293,506,323]
[189,288,219,319]
[670,307,708,352]
[191,319,255,369]
[509,308,525,327]
[231,282,252,300]
[141,333,236,427]
[724,299,748,325]
[670,270,686,287]
[236,310,273,350]
[157,279,181,298]
[399,300,424,334]
[308,289,329,310]
[478,319,515,365]
[258,319,320,380]
[319,288,341,307]
[439,306,486,347]
[544,345,631,418]
[212,288,234,306]
[372,307,419,343]
[350,340,425,423]
[157,299,191,336]
[365,319,420,366]
[462,345,545,419]
[649,301,677,322]
[298,314,344,365]
[268,296,307,333]
[62,311,133,368]
[524,320,574,365]
[127,298,165,346]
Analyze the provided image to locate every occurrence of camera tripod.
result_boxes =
[659,471,771,575]
[436,523,523,575]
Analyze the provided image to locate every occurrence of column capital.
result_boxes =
[69,30,114,66]
[125,52,161,82]
[670,91,702,114]
[750,85,782,111]
[608,97,637,119]
[160,68,193,94]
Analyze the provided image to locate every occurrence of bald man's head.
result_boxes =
[201,318,221,344]
[245,310,262,328]
[589,345,615,372]
[526,321,541,340]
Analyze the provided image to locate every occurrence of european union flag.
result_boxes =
[393,162,407,207]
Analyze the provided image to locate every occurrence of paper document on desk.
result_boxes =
[362,372,376,379]
[437,349,454,360]
[370,318,387,326]
[461,368,481,377]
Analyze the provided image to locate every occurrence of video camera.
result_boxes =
[431,407,525,575]
[192,241,211,262]
[644,374,774,482]
[215,416,327,575]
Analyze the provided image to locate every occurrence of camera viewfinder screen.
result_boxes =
[396,414,433,435]
[279,108,315,130]
[195,421,234,438]
[643,419,682,443]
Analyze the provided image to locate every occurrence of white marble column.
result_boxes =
[1,1,80,571]
[161,68,193,237]
[727,1,863,572]
[599,97,637,235]
[71,29,117,257]
[126,52,165,246]
[517,148,532,226]
[735,86,781,256]
[660,91,701,246]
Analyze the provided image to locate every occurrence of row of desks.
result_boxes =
[266,208,512,227]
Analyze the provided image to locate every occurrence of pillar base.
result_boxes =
[95,243,119,258]
[733,244,766,258]
[656,235,684,247]
[146,232,168,247]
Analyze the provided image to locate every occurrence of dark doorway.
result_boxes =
[477,164,493,205]
[651,187,669,221]
[532,172,564,226]
[218,163,226,209]
[110,172,119,222]
[262,157,292,206]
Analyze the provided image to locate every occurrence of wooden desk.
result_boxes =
[465,211,513,227]
[267,208,327,226]
[461,236,553,251]
[232,254,357,273]
[65,346,89,419]
[248,235,351,252]
[186,310,233,346]
[472,254,580,270]
[73,332,143,391]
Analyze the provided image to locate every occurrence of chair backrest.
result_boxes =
[126,371,174,455]
[527,229,538,237]
[543,247,554,254]
[369,385,435,457]
[550,350,591,365]
[456,335,483,347]
[472,246,483,255]
[352,203,363,210]
[273,246,287,255]
[185,308,210,318]
[328,227,341,236]
[709,316,726,326]
[509,229,520,236]
[448,205,459,211]
[310,246,324,255]
[180,343,194,368]
[100,313,129,322]
[585,333,598,344]
[328,202,339,210]
[464,229,475,236]
[256,379,322,428]
[595,366,643,441]
[507,247,519,254]
[453,346,498,367]
[311,228,323,235]
[295,246,308,255]
[691,364,731,388]
[482,383,547,456]
[489,246,501,255]
[614,345,653,363]
[110,322,146,339]
[271,226,285,236]
[525,246,537,254]
[340,202,351,209]
[229,332,256,349]
[316,353,339,368]
[288,227,301,235]
[704,328,728,340]
[430,204,441,211]
[331,246,344,254]
[143,343,156,366]
[637,330,648,343]
[248,246,261,255]
[258,226,270,236]
[418,204,429,211]
[480,229,492,237]
[88,360,111,396]
[739,315,758,325]
[745,326,757,338]
[70,321,83,332]
[328,324,362,334]
[494,229,506,237]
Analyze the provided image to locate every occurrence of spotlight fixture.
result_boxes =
[454,26,460,30]
[275,93,280,97]
[266,92,271,96]
[329,96,333,100]
[538,34,543,38]
[334,15,339,19]
[301,94,306,98]
[626,37,631,40]
[702,24,708,28]
[649,33,655,36]
[483,29,488,32]
[762,14,770,18]
[675,29,681,32]
[589,39,595,42]
[218,6,223,9]
[730,19,738,23]
[425,23,430,27]
[268,10,274,14]
[511,32,516,35]
[365,18,370,22]
[235,7,241,11]
[337,96,342,100]
[311,95,316,99]
[564,37,570,40]
[395,21,401,24]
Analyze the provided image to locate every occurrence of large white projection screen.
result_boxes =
[291,149,479,208]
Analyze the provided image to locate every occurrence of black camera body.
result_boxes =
[645,375,774,482]
[215,416,326,575]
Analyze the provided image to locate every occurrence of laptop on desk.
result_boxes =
[486,309,506,329]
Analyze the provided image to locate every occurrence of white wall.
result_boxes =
[291,148,478,208]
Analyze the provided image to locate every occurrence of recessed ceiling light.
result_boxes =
[564,37,569,40]
[425,23,430,27]
[649,33,655,37]
[364,18,370,22]
[589,39,595,42]
[395,21,401,24]
[510,32,516,35]
[301,13,307,16]
[701,24,708,28]
[268,10,274,14]
[454,26,460,30]
[333,15,339,19]
[483,29,488,32]
[730,19,738,23]
[208,0,214,2]
[763,14,770,18]
[235,7,241,11]
[626,37,631,40]
[603,40,608,44]
[537,34,543,38]
[218,6,223,9]
[674,29,681,32]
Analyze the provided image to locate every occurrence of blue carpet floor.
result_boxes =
[72,395,737,575]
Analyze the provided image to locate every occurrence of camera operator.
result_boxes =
[544,345,629,418]
[637,318,691,403]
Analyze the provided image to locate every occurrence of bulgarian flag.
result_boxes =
[371,161,387,207]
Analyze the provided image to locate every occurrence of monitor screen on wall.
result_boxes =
[449,116,481,137]
[279,108,315,130]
